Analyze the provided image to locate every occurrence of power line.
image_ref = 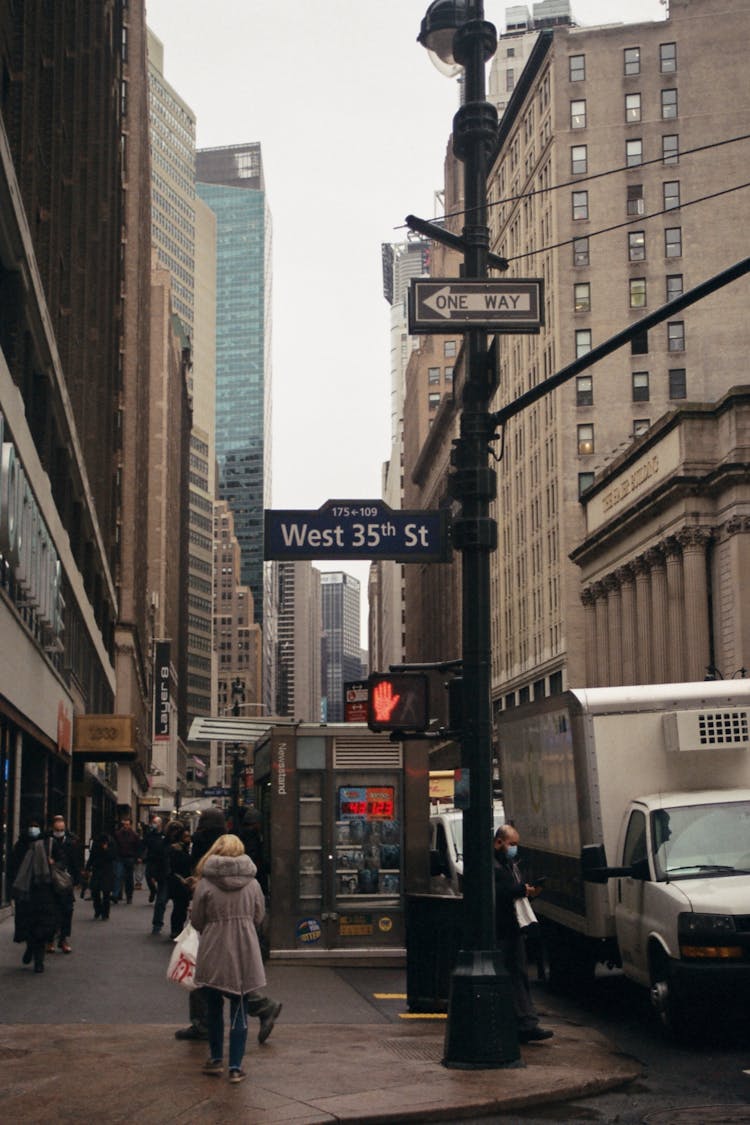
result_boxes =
[505,180,750,264]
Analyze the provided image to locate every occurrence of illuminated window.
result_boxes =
[571,99,587,128]
[574,282,591,312]
[628,230,646,261]
[569,54,585,81]
[577,424,594,455]
[624,47,641,75]
[630,278,647,308]
[625,93,642,122]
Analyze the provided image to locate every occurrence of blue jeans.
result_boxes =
[205,988,248,1071]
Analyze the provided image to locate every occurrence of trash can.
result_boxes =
[405,893,464,1012]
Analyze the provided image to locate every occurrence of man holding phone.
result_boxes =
[493,824,554,1043]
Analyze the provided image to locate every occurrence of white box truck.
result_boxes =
[497,681,750,1034]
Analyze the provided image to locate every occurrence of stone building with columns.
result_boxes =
[571,386,750,688]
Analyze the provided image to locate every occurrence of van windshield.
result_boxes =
[651,801,750,880]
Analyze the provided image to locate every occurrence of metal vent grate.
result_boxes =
[333,734,403,769]
[382,1038,443,1062]
[664,709,750,752]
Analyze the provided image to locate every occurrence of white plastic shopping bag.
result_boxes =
[166,921,199,990]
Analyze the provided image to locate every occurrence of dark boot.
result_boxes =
[22,944,33,965]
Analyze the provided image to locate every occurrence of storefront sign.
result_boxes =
[275,742,288,796]
[153,641,170,742]
[0,415,63,641]
[338,786,395,820]
[339,914,373,937]
[73,714,136,760]
[378,916,393,933]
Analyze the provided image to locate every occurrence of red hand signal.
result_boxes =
[372,679,401,722]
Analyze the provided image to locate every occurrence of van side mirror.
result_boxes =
[630,856,650,881]
[581,843,610,884]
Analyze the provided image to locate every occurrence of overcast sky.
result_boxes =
[145,0,667,644]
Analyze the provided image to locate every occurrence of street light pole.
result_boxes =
[418,0,520,1068]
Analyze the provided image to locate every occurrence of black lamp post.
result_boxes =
[418,0,521,1068]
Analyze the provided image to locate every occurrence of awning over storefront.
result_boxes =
[187,715,295,744]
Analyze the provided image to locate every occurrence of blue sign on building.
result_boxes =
[264,499,449,562]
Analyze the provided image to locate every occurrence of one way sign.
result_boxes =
[409,277,543,334]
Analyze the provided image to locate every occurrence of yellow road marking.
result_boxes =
[373,993,407,999]
[398,1012,447,1020]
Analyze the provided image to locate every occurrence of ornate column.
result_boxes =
[617,564,637,685]
[677,526,713,681]
[581,587,598,687]
[664,537,686,682]
[605,574,623,685]
[633,555,652,682]
[593,581,610,687]
[646,546,668,684]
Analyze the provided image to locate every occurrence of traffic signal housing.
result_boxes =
[367,672,430,733]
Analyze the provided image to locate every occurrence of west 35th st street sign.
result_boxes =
[265,499,449,562]
[409,277,544,334]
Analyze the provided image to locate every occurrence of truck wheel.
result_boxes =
[649,952,687,1039]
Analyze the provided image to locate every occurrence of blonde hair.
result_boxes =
[194,832,244,878]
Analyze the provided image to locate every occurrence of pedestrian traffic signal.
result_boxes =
[367,672,430,733]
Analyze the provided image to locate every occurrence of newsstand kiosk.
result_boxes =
[253,723,429,961]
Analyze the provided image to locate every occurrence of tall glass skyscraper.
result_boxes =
[196,144,272,639]
[321,572,363,722]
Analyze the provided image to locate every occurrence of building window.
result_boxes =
[575,329,592,357]
[662,134,679,165]
[577,424,594,455]
[574,282,591,312]
[663,180,680,210]
[573,237,589,266]
[572,190,589,220]
[571,144,587,174]
[633,419,651,438]
[444,340,457,358]
[668,321,685,351]
[570,99,587,128]
[569,54,585,81]
[626,138,643,167]
[668,368,687,398]
[624,47,641,75]
[665,227,682,257]
[578,471,595,496]
[576,375,593,406]
[661,88,678,119]
[666,273,683,301]
[630,278,647,308]
[660,42,677,73]
[444,365,454,383]
[628,230,646,261]
[627,184,645,215]
[428,366,440,384]
[428,392,441,410]
[631,329,648,355]
[506,69,515,92]
[632,371,650,402]
[625,93,642,122]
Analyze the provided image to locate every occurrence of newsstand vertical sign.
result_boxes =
[153,641,171,742]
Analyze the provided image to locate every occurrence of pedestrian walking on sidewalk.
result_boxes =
[167,822,192,938]
[143,816,170,934]
[174,808,281,1046]
[493,824,553,1044]
[10,822,59,973]
[112,816,141,903]
[86,832,116,919]
[191,834,272,1084]
[46,814,80,954]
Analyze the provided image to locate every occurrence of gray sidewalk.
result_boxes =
[0,889,640,1122]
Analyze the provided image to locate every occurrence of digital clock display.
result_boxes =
[338,786,395,821]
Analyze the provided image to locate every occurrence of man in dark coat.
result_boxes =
[174,807,282,1044]
[11,821,59,972]
[112,815,141,903]
[493,824,553,1043]
[46,814,81,953]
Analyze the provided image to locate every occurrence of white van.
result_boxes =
[429,801,506,895]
